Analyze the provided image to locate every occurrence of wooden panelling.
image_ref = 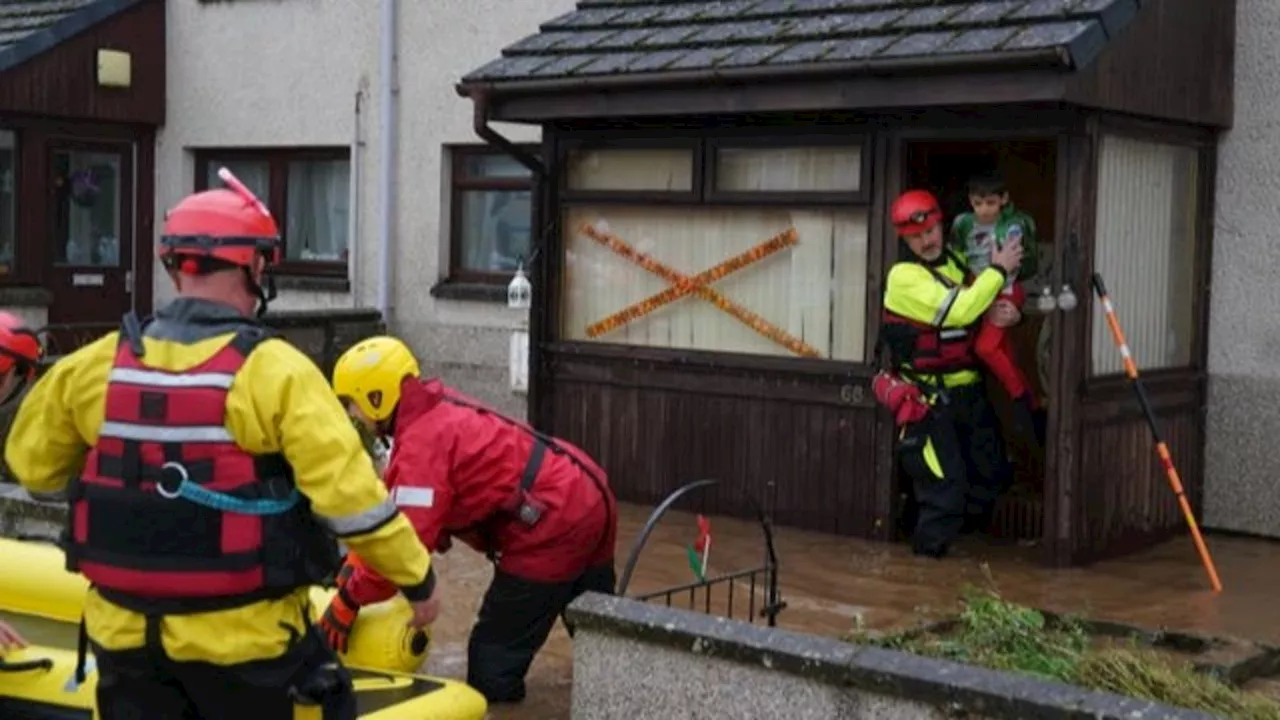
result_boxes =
[545,344,882,537]
[1071,396,1203,564]
[1066,0,1236,128]
[0,0,165,124]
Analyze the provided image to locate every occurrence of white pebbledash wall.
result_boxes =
[155,0,575,416]
[1204,0,1280,537]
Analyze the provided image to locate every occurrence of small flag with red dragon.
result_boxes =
[686,515,711,582]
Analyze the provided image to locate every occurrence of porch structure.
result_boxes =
[457,0,1236,567]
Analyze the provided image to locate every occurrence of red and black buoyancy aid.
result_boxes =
[63,315,338,615]
[879,254,980,382]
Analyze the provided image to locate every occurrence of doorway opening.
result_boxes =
[893,137,1059,548]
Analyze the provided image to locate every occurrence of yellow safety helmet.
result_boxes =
[332,335,420,423]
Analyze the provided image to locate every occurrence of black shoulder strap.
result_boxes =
[119,311,150,358]
[227,323,276,358]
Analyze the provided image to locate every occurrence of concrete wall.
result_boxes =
[1205,0,1278,537]
[157,0,574,416]
[566,593,1216,720]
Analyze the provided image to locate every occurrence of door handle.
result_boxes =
[125,270,134,295]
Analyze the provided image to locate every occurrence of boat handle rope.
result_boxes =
[0,657,55,673]
[157,461,301,515]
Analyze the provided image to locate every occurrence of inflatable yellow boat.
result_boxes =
[0,537,486,719]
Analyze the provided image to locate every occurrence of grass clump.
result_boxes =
[850,581,1280,720]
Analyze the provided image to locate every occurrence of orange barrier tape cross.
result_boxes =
[581,224,822,358]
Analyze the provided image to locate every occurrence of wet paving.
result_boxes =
[423,502,1280,719]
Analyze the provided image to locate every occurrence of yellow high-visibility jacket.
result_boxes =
[882,253,1007,389]
[4,299,435,665]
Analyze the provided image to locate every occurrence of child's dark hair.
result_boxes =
[966,172,1006,197]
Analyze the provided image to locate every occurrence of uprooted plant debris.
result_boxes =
[846,575,1280,720]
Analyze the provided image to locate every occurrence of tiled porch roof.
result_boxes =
[461,0,1142,88]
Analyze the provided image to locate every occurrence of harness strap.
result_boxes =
[521,438,546,495]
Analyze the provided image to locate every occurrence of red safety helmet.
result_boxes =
[890,189,943,238]
[158,169,280,274]
[0,311,41,383]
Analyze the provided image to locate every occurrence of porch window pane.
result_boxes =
[715,146,862,193]
[0,131,14,272]
[561,205,869,361]
[53,150,121,267]
[1091,135,1199,375]
[204,159,270,201]
[566,149,693,192]
[285,159,350,263]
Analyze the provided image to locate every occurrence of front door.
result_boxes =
[45,141,135,353]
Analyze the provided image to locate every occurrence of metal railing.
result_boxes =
[616,478,787,628]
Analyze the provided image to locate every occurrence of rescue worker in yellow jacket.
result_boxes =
[3,169,440,719]
[877,189,1023,559]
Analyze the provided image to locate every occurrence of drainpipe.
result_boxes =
[349,84,365,308]
[376,0,398,325]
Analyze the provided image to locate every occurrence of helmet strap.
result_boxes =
[375,406,398,440]
[242,266,278,318]
[0,363,34,409]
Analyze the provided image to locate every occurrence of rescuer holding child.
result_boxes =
[875,188,1023,559]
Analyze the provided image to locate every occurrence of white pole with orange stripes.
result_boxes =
[1091,272,1223,593]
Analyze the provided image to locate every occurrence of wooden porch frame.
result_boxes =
[533,106,1220,561]
[535,108,1110,549]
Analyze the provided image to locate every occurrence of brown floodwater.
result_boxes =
[4,502,1274,719]
[421,502,1280,720]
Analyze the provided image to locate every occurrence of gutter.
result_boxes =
[471,91,545,177]
[456,46,1072,101]
[377,0,398,325]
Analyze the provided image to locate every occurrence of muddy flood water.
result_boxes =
[419,502,1280,719]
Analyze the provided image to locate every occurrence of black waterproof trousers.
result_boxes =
[466,563,616,704]
[897,381,1012,558]
[93,621,355,719]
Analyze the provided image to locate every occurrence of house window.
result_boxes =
[1091,135,1200,376]
[560,140,870,362]
[448,145,537,282]
[195,149,350,276]
[0,131,15,273]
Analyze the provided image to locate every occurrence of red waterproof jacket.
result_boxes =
[343,378,616,606]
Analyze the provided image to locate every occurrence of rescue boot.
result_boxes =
[911,539,948,559]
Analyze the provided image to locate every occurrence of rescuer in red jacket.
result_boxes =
[320,335,617,704]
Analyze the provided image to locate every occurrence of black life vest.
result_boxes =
[63,316,340,615]
[879,255,980,380]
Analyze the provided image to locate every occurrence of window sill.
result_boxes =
[0,286,53,307]
[430,279,508,304]
[274,274,351,293]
